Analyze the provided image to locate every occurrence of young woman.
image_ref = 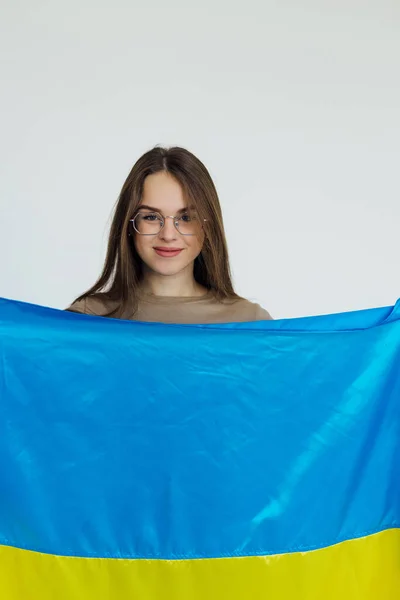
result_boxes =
[68,146,271,324]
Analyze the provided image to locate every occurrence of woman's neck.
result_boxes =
[140,270,207,298]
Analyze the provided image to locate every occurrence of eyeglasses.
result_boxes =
[130,211,207,236]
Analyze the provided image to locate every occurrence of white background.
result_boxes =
[1,0,399,319]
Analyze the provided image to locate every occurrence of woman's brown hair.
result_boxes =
[72,146,239,318]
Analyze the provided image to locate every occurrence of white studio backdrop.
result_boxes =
[1,0,399,319]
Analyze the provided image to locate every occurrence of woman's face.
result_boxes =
[133,171,205,278]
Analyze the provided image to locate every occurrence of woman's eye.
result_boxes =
[181,214,193,222]
[143,213,160,222]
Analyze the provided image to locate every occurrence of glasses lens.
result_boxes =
[134,212,163,235]
[176,213,200,235]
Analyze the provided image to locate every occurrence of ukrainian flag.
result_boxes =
[0,297,399,599]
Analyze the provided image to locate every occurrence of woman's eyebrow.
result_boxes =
[137,204,160,212]
[137,205,194,214]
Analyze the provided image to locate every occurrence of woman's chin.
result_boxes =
[147,260,190,278]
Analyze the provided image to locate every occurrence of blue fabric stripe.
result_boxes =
[0,297,399,559]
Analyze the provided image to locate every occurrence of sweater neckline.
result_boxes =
[139,289,214,304]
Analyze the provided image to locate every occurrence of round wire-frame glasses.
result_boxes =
[130,211,207,236]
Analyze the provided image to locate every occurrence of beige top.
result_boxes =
[68,291,272,324]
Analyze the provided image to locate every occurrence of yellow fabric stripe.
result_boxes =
[1,529,399,599]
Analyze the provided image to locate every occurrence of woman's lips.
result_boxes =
[154,247,183,258]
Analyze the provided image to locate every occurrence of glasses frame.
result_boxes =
[130,211,207,236]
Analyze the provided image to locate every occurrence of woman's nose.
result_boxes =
[159,217,178,241]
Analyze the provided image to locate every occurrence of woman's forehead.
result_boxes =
[140,172,190,212]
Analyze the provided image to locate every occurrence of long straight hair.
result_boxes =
[74,146,239,317]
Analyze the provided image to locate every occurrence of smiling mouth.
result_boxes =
[154,248,184,258]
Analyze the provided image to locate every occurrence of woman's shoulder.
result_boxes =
[67,294,118,317]
[217,295,272,322]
